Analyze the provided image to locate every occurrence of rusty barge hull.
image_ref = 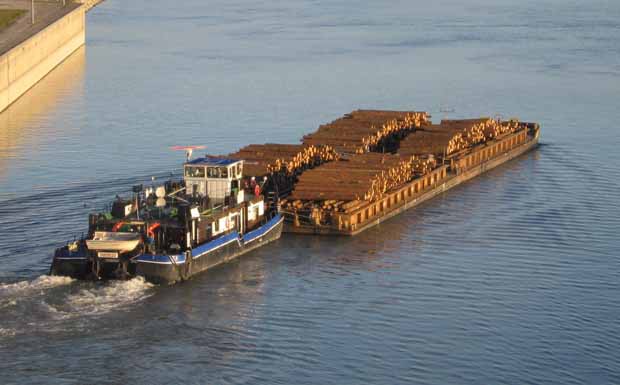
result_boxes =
[283,127,539,236]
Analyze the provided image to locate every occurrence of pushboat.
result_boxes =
[50,151,283,284]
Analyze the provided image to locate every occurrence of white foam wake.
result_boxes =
[0,275,74,298]
[62,277,154,316]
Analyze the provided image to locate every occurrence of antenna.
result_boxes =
[171,145,206,162]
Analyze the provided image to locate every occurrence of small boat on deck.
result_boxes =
[50,153,283,284]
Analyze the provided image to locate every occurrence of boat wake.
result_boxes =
[61,277,155,316]
[0,275,74,307]
[0,275,155,339]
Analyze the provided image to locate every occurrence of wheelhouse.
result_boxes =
[184,157,244,205]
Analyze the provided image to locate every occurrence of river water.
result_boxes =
[1,0,619,383]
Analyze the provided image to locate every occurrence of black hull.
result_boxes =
[50,215,283,285]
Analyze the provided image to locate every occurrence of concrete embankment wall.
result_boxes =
[0,5,85,112]
[78,0,105,12]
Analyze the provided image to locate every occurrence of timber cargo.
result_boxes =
[226,110,540,236]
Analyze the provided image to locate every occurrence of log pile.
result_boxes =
[227,144,339,177]
[268,145,340,175]
[397,118,522,157]
[446,118,521,155]
[302,110,429,154]
[287,153,436,203]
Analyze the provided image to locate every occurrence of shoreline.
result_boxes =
[0,1,93,112]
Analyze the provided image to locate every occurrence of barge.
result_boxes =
[50,154,283,284]
[223,110,540,236]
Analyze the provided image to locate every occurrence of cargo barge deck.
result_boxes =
[284,126,539,235]
[216,110,541,237]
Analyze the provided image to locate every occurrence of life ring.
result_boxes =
[112,221,127,232]
[147,222,161,239]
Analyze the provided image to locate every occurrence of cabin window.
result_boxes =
[365,209,369,219]
[401,191,405,201]
[207,167,219,178]
[357,213,362,224]
[213,219,219,233]
[220,167,228,178]
[415,183,419,193]
[185,166,205,178]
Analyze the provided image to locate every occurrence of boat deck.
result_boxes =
[283,128,539,235]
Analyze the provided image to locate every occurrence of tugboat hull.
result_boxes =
[50,215,284,285]
[49,255,90,279]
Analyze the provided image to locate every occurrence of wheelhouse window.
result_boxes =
[185,166,205,178]
[207,167,229,178]
[207,167,219,178]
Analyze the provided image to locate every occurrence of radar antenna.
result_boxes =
[171,145,206,162]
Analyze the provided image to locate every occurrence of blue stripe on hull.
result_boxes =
[243,214,282,244]
[191,231,240,259]
[134,253,186,265]
[134,214,282,266]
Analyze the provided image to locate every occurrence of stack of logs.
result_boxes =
[287,153,437,203]
[446,118,521,155]
[397,118,522,158]
[302,110,429,154]
[227,144,339,177]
